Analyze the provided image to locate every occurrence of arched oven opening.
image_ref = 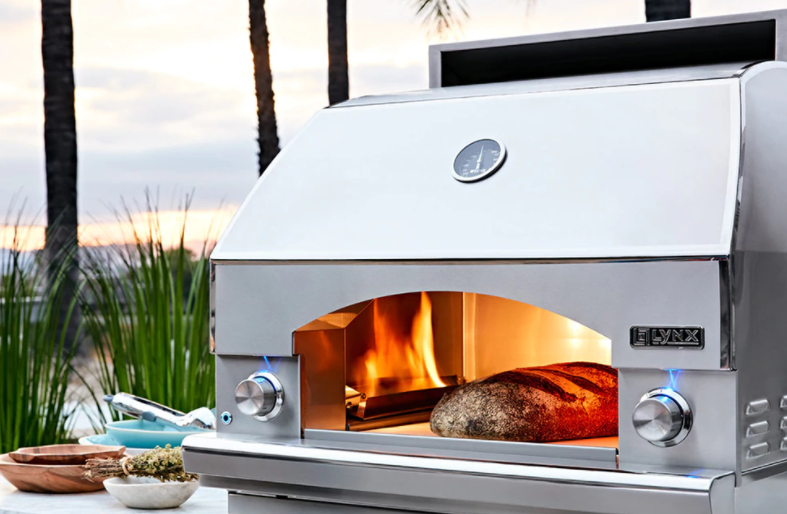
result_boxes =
[295,291,617,449]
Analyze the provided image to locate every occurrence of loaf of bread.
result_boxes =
[430,362,618,442]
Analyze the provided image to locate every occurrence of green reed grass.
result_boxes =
[81,198,214,425]
[0,223,79,453]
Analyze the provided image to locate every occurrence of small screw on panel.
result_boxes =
[220,411,233,425]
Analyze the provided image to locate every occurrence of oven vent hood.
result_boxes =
[213,70,741,262]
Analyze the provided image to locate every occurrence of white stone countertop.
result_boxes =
[0,476,227,514]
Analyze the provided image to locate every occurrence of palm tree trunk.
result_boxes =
[41,0,80,351]
[249,0,280,175]
[645,0,691,21]
[327,0,349,105]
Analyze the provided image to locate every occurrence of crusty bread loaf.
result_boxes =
[430,362,618,442]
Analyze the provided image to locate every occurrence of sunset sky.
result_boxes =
[1,0,786,248]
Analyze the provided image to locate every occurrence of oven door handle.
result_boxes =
[183,433,735,514]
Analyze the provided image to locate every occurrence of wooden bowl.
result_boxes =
[10,444,126,465]
[0,454,107,493]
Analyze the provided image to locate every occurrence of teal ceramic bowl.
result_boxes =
[105,420,209,449]
[79,433,145,455]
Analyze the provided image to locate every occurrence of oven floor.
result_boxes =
[365,422,619,449]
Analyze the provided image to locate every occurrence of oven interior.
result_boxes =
[295,291,616,450]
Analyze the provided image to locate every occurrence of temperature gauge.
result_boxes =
[452,139,506,182]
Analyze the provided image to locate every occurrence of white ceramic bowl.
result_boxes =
[104,476,199,509]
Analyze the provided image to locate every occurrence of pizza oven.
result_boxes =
[183,10,787,514]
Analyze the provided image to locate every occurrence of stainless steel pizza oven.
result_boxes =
[183,11,787,514]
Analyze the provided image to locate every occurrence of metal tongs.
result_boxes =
[104,392,216,430]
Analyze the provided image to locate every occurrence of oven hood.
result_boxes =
[213,70,741,262]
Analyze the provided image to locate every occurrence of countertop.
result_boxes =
[0,476,227,513]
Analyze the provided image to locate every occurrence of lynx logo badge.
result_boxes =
[630,327,704,349]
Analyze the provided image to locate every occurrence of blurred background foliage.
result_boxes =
[80,198,215,427]
[0,220,79,454]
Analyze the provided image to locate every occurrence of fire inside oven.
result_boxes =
[295,292,617,449]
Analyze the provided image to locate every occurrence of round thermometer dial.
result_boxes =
[453,139,506,182]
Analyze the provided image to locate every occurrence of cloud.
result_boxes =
[80,138,258,218]
[0,135,255,223]
[0,145,45,224]
[0,2,36,26]
[76,67,253,138]
[0,69,259,220]
[0,60,441,221]
[350,64,426,97]
[80,137,257,215]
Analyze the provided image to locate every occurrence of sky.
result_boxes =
[2,0,787,248]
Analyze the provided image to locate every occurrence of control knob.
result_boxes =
[234,371,284,421]
[632,388,692,447]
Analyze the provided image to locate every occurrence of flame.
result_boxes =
[362,292,447,391]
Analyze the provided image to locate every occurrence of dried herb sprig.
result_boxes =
[85,445,197,483]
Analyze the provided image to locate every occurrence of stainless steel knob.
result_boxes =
[234,371,284,421]
[632,388,692,447]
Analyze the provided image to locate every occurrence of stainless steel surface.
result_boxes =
[211,81,740,262]
[209,261,216,354]
[201,14,787,514]
[736,469,787,513]
[746,421,769,437]
[740,459,787,485]
[175,407,217,430]
[105,392,184,420]
[429,10,787,88]
[217,356,301,439]
[633,397,682,442]
[229,494,419,514]
[234,379,268,416]
[213,261,725,371]
[747,442,770,459]
[208,474,733,514]
[304,428,618,464]
[745,399,770,416]
[183,433,735,514]
[343,63,755,109]
[719,258,734,370]
[734,64,787,473]
[633,388,692,447]
[104,392,216,430]
[184,432,721,488]
[234,371,284,421]
[303,432,616,470]
[295,327,346,431]
[618,369,737,472]
[344,386,364,414]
